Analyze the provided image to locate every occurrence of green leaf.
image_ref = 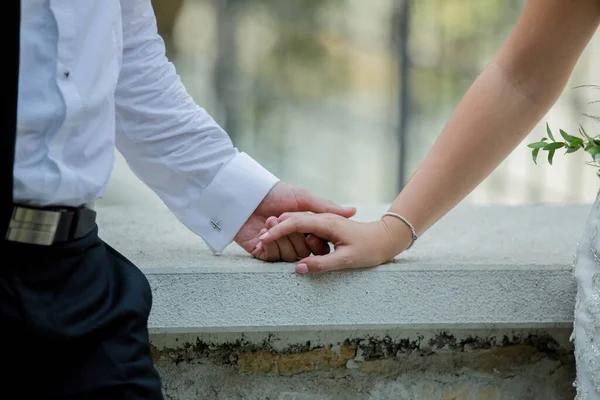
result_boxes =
[560,129,577,144]
[586,145,600,157]
[546,122,555,142]
[548,149,556,165]
[566,146,580,154]
[528,141,549,149]
[571,137,584,147]
[580,125,593,141]
[532,148,540,164]
[542,142,565,150]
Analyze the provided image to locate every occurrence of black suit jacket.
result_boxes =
[2,1,20,233]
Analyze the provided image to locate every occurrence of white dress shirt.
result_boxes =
[16,0,279,253]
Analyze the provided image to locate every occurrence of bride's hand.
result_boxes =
[257,212,413,274]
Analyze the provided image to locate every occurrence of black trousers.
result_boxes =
[0,225,164,399]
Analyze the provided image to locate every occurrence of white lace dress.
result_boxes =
[573,192,600,399]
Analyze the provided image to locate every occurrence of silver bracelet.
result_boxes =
[381,212,418,250]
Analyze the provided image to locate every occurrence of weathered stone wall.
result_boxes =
[151,328,575,400]
[91,203,587,399]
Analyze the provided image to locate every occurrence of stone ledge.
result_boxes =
[95,202,591,333]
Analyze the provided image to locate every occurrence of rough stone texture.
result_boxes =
[155,362,570,400]
[95,203,589,332]
[96,202,589,270]
[150,329,575,399]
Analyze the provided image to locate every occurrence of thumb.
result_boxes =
[297,190,356,217]
[295,250,352,274]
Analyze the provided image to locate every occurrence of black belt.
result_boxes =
[4,204,96,246]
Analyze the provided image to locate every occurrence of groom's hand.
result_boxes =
[234,182,356,261]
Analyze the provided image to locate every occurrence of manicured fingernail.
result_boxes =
[296,263,308,274]
[255,241,263,251]
[267,219,278,228]
[259,232,269,240]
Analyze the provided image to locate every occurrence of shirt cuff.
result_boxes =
[179,152,279,254]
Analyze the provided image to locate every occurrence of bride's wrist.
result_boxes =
[379,214,417,257]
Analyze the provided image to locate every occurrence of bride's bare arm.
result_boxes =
[260,0,600,273]
[382,0,600,256]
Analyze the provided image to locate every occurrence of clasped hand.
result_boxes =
[253,212,412,274]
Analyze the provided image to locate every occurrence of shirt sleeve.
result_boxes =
[114,0,279,253]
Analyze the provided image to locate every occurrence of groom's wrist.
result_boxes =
[188,152,278,254]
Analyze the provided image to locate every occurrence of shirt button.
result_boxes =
[64,71,70,78]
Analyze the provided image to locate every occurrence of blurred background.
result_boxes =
[100,0,600,209]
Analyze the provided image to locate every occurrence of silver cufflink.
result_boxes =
[210,219,221,231]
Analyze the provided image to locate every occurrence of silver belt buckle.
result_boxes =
[5,207,61,246]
